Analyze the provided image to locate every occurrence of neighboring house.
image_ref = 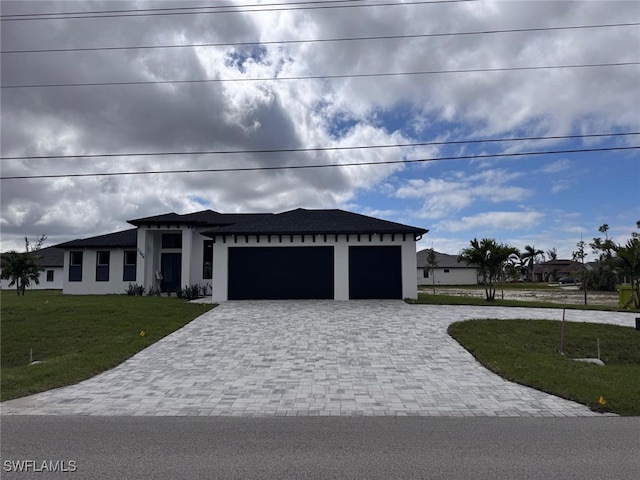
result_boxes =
[57,208,428,301]
[416,250,478,286]
[0,246,64,290]
[533,259,583,282]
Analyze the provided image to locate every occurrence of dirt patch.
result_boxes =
[429,286,620,307]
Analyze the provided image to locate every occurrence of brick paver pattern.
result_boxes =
[2,301,635,417]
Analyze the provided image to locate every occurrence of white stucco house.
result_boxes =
[416,249,478,286]
[0,246,64,291]
[56,208,428,301]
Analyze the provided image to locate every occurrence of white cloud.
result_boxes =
[438,211,545,233]
[395,168,530,219]
[1,0,638,251]
[541,159,571,174]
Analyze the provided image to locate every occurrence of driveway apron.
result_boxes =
[1,301,635,417]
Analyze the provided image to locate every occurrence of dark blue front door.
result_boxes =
[160,253,181,293]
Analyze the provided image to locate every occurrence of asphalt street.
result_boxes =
[2,416,639,479]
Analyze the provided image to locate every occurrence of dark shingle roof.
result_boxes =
[416,250,473,269]
[204,208,428,237]
[57,229,138,249]
[127,210,272,227]
[32,246,65,267]
[1,246,64,267]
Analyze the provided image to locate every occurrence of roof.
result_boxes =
[31,246,64,267]
[0,246,64,267]
[128,210,272,227]
[203,208,428,237]
[533,259,582,273]
[416,250,473,269]
[57,229,138,249]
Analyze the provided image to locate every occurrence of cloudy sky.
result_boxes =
[1,0,639,259]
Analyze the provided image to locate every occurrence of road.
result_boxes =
[2,416,639,479]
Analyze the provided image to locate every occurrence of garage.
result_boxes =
[228,246,334,300]
[349,246,402,299]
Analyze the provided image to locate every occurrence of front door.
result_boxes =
[160,253,181,293]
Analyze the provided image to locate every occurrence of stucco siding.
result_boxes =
[212,234,418,302]
[1,267,64,291]
[417,267,478,286]
[63,249,137,295]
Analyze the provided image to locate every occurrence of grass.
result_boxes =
[448,319,640,415]
[409,292,635,312]
[0,290,215,401]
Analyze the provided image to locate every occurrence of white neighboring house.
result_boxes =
[416,250,478,286]
[56,208,428,301]
[0,246,64,291]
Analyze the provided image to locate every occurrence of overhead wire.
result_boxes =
[2,22,637,55]
[2,132,638,161]
[2,146,638,180]
[0,0,475,22]
[1,2,637,182]
[3,61,638,89]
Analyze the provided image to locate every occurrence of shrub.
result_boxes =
[125,283,145,296]
[178,284,202,300]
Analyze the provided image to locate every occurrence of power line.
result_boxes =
[1,0,365,17]
[2,132,637,161]
[0,0,473,22]
[3,61,638,90]
[3,22,637,55]
[2,146,637,180]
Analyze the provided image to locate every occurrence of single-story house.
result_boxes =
[56,208,428,301]
[416,250,478,286]
[533,259,583,282]
[0,246,65,290]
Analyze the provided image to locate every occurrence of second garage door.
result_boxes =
[349,245,402,299]
[228,246,334,300]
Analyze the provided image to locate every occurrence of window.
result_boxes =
[46,270,54,282]
[69,251,83,282]
[162,233,182,249]
[96,251,110,282]
[123,251,136,281]
[203,240,213,279]
[444,269,450,273]
[423,268,429,278]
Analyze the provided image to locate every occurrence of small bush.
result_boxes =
[147,286,161,296]
[125,283,145,296]
[179,284,202,300]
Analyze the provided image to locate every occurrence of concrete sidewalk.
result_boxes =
[1,301,635,417]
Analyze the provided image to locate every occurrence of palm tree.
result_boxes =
[615,236,640,309]
[1,251,43,295]
[0,235,46,296]
[521,245,544,282]
[458,238,519,301]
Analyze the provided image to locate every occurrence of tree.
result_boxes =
[546,248,558,261]
[614,222,640,309]
[505,253,524,282]
[587,224,619,291]
[426,248,438,294]
[1,235,46,295]
[572,237,588,305]
[521,245,544,282]
[458,238,519,301]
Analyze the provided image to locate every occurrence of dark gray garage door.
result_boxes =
[228,246,334,300]
[349,246,402,299]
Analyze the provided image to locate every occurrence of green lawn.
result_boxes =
[0,290,215,401]
[448,319,640,415]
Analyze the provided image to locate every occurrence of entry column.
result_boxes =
[334,241,349,300]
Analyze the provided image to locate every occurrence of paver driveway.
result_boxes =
[2,301,635,417]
